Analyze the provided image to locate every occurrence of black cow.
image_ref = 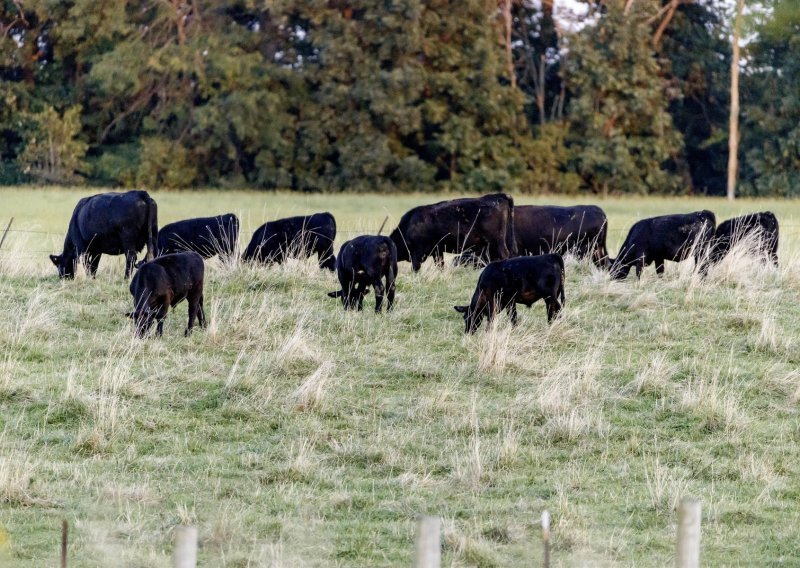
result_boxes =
[609,210,716,280]
[126,251,205,337]
[454,254,565,333]
[156,213,239,259]
[707,212,779,267]
[455,204,609,268]
[389,193,517,271]
[327,235,398,312]
[242,212,336,270]
[50,190,158,279]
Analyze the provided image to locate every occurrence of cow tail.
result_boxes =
[146,195,158,261]
[506,194,518,257]
[559,255,566,306]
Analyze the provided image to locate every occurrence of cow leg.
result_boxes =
[152,300,169,337]
[318,247,336,271]
[655,258,665,276]
[198,295,207,328]
[356,283,367,311]
[485,297,497,324]
[386,269,396,311]
[154,312,165,337]
[340,277,354,310]
[373,277,385,313]
[186,300,198,337]
[593,244,609,269]
[488,240,509,262]
[546,298,562,323]
[86,253,101,277]
[124,250,137,278]
[635,258,645,279]
[506,302,518,326]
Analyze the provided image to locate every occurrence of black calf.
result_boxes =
[127,251,206,337]
[327,236,398,312]
[454,254,565,333]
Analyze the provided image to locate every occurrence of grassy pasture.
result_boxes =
[2,187,800,566]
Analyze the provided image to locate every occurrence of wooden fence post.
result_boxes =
[415,515,441,568]
[676,497,701,568]
[542,510,551,568]
[173,525,198,568]
[60,519,68,568]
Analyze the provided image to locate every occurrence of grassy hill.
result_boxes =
[2,188,800,566]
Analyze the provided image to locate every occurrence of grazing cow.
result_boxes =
[707,211,778,267]
[50,190,158,279]
[327,235,398,312]
[454,254,565,333]
[389,193,516,271]
[609,210,716,280]
[242,212,336,270]
[455,204,609,268]
[127,251,205,337]
[156,213,240,259]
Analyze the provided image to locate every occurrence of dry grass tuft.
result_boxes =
[750,311,792,354]
[626,352,676,397]
[677,370,747,434]
[452,395,486,489]
[476,317,513,373]
[292,360,335,411]
[643,449,690,514]
[0,434,48,507]
[276,318,320,369]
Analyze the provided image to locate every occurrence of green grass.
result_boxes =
[2,188,800,566]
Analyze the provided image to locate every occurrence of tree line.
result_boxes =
[0,0,797,195]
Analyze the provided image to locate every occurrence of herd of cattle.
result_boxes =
[47,190,780,336]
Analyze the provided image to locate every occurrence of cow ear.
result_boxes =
[327,291,342,298]
[49,254,61,266]
[453,305,468,313]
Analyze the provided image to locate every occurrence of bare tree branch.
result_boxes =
[652,0,693,49]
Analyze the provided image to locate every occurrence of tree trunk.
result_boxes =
[727,0,744,201]
[499,0,516,89]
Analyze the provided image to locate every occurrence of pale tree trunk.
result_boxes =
[498,0,516,89]
[727,0,744,201]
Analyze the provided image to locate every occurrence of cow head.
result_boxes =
[454,304,482,334]
[608,257,633,280]
[49,253,77,279]
[126,306,157,338]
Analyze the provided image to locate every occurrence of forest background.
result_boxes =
[0,0,797,197]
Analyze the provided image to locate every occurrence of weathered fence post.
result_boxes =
[60,519,68,568]
[542,510,551,568]
[676,497,701,568]
[0,218,14,252]
[415,515,441,568]
[173,525,198,568]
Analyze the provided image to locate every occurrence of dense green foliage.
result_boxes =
[740,0,800,196]
[0,0,797,194]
